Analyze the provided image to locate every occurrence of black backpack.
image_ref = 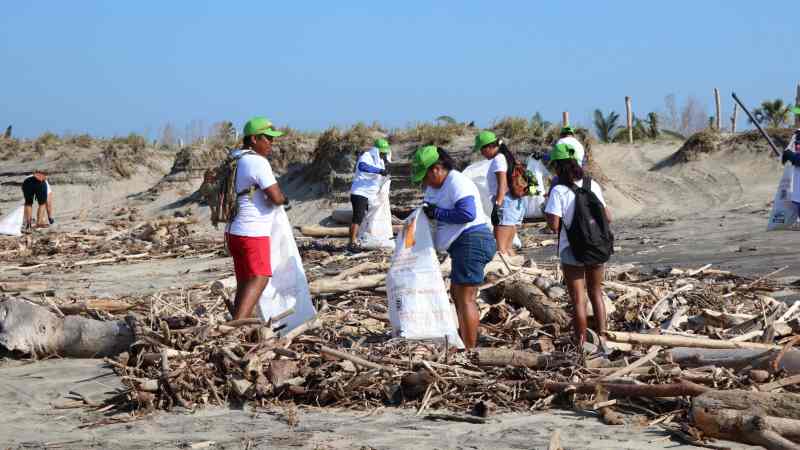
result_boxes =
[561,177,614,265]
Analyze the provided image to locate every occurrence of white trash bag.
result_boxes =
[357,179,394,249]
[767,164,800,231]
[463,159,522,248]
[523,156,550,219]
[258,207,317,334]
[386,209,464,348]
[0,206,24,236]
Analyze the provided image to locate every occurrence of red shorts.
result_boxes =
[226,233,272,282]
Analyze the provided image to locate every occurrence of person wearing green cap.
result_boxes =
[349,138,391,250]
[225,117,289,320]
[475,130,526,256]
[544,143,612,355]
[780,128,800,220]
[556,126,586,167]
[413,145,496,348]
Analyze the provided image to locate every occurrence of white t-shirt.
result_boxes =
[350,147,386,199]
[544,178,606,252]
[556,136,586,167]
[790,136,800,203]
[486,153,508,198]
[226,151,278,237]
[423,170,489,251]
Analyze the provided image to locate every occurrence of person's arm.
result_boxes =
[433,196,477,224]
[545,213,560,233]
[357,161,384,174]
[264,184,287,205]
[495,171,507,205]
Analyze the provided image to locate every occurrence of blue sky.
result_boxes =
[0,1,798,138]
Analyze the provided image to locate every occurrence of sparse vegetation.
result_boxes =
[593,110,620,143]
[393,121,466,146]
[752,99,791,128]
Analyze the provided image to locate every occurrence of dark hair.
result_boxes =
[242,135,255,149]
[434,147,456,171]
[553,158,584,184]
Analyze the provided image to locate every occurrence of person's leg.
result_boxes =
[233,275,269,319]
[36,204,46,226]
[585,264,607,343]
[349,195,367,246]
[450,282,479,348]
[494,225,517,256]
[562,263,588,347]
[23,205,32,228]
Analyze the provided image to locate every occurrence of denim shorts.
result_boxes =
[493,195,525,226]
[447,227,497,285]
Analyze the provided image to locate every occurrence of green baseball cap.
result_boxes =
[792,105,800,115]
[474,130,498,151]
[549,142,577,162]
[243,116,284,138]
[411,145,440,184]
[375,138,390,154]
[560,126,576,135]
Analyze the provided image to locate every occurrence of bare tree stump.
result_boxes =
[494,280,570,330]
[0,298,134,358]
[473,348,571,369]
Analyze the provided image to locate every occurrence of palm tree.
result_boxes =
[593,109,620,143]
[752,99,790,128]
[645,112,660,139]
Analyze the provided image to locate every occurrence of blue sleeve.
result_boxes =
[789,152,800,166]
[357,161,383,174]
[435,196,477,224]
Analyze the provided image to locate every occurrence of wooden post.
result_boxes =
[714,88,722,131]
[562,112,569,127]
[731,103,739,133]
[795,82,800,128]
[625,96,633,144]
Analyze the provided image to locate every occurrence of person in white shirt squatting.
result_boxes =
[349,138,391,250]
[413,145,497,348]
[544,143,612,353]
[225,117,290,320]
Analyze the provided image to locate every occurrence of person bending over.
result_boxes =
[349,138,390,250]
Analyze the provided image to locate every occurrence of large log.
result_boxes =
[607,331,779,350]
[300,225,401,238]
[494,279,570,329]
[473,348,571,369]
[544,379,708,397]
[692,389,800,446]
[669,348,800,375]
[309,274,386,295]
[0,298,134,358]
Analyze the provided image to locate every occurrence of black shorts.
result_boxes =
[22,177,47,206]
[350,194,369,225]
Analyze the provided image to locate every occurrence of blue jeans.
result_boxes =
[447,227,497,285]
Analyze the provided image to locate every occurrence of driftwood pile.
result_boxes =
[3,229,800,448]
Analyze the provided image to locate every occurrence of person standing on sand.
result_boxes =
[21,170,54,231]
[544,143,612,354]
[348,138,391,251]
[475,130,525,256]
[555,126,586,167]
[781,126,800,221]
[412,145,496,348]
[225,117,290,320]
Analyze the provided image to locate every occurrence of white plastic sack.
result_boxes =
[386,209,464,348]
[463,160,523,248]
[358,179,394,249]
[523,157,550,219]
[767,164,800,231]
[0,206,24,236]
[258,207,317,333]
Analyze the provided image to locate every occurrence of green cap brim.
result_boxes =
[411,168,426,184]
[792,106,800,114]
[264,129,284,137]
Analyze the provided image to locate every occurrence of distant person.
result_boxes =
[544,143,612,355]
[4,125,11,139]
[21,170,54,230]
[555,126,585,167]
[475,130,525,256]
[782,127,800,219]
[225,117,289,320]
[413,145,496,348]
[348,138,391,251]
